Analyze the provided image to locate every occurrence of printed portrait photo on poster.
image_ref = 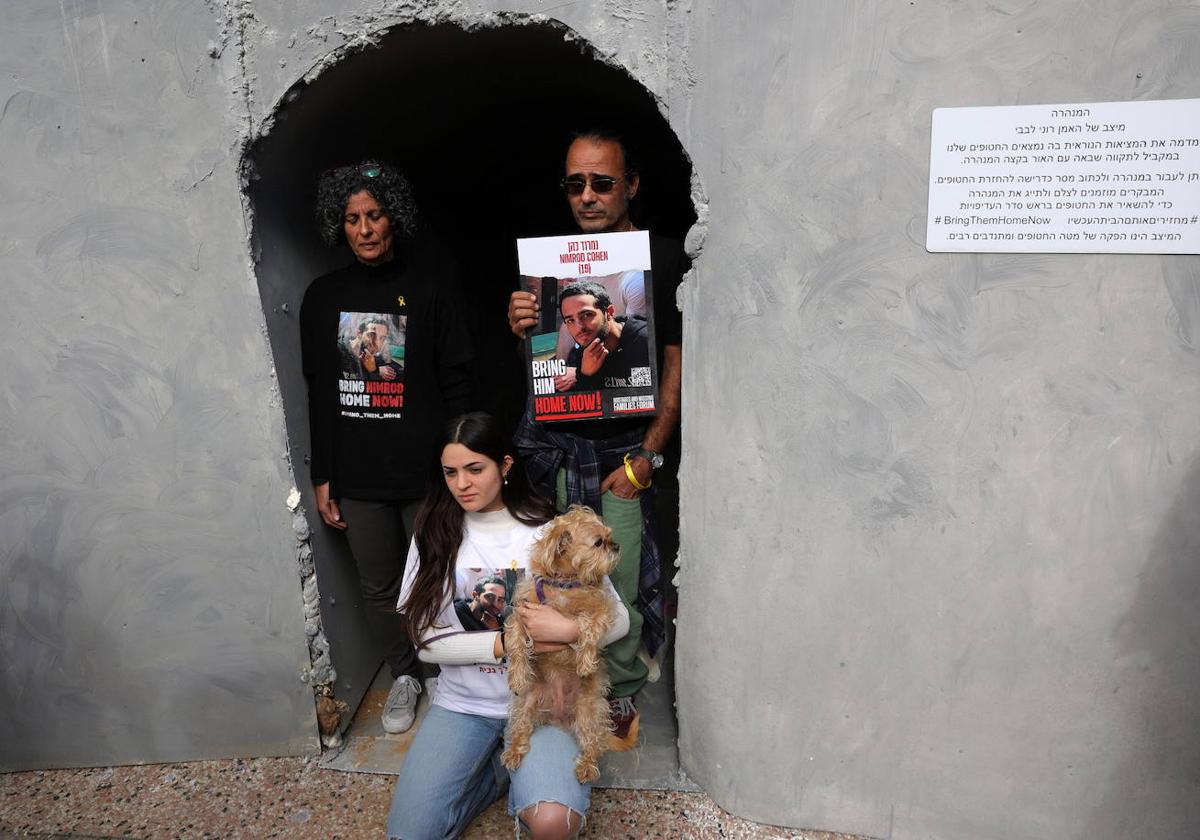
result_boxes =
[516,231,660,422]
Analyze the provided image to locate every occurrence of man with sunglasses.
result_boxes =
[509,129,686,752]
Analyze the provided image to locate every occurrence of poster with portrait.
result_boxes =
[516,230,659,423]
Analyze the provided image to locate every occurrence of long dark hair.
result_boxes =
[403,412,553,640]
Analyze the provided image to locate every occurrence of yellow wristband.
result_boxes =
[623,452,652,490]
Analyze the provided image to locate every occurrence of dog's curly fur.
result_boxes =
[501,506,618,783]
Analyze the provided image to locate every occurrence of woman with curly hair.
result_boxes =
[299,160,474,734]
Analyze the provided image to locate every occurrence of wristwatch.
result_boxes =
[635,448,664,470]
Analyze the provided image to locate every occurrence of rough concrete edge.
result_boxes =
[210,0,710,752]
[288,494,344,749]
[199,0,335,750]
[239,0,711,254]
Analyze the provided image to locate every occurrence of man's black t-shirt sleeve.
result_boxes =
[650,233,686,348]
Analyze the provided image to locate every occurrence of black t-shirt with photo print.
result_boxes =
[300,245,473,500]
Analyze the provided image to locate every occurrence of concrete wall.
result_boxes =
[3,1,1198,838]
[675,2,1200,839]
[0,0,316,768]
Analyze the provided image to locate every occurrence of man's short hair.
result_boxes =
[473,576,506,597]
[569,127,639,177]
[315,160,418,247]
[559,280,612,313]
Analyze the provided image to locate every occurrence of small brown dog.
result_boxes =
[501,506,619,783]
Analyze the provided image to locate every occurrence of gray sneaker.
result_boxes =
[382,675,421,734]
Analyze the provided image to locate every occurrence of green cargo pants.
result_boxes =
[555,470,648,698]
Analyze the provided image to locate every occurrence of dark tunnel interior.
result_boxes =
[246,20,696,714]
[250,20,696,431]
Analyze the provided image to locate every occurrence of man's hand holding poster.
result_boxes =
[516,230,660,423]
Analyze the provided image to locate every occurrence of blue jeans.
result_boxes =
[387,704,590,840]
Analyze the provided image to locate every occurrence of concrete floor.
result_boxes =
[323,663,697,793]
[1,651,868,839]
[0,664,870,839]
[0,757,869,839]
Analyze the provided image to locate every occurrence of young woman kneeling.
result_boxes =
[387,412,628,840]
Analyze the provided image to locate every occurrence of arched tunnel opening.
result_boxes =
[246,19,698,777]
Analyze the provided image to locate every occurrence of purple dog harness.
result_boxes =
[533,575,582,604]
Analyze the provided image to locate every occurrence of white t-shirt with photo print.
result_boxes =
[397,507,627,719]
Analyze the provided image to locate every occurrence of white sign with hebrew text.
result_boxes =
[927,98,1200,254]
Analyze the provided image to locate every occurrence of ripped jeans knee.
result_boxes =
[506,726,591,836]
[517,800,584,840]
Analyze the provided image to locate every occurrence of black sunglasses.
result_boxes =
[560,175,624,196]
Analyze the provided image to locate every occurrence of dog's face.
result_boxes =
[531,506,619,585]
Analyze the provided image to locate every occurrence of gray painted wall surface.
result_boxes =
[675,2,1200,839]
[3,1,1198,838]
[0,0,316,768]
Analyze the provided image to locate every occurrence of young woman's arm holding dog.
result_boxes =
[411,577,629,664]
[516,578,628,649]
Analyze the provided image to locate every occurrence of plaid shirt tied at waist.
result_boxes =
[513,408,665,657]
